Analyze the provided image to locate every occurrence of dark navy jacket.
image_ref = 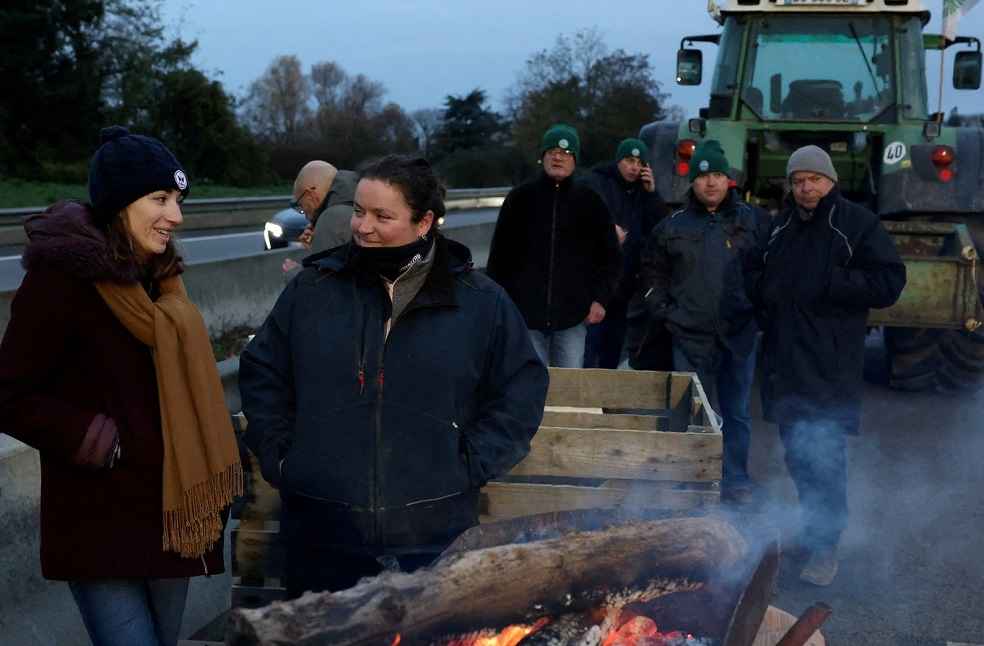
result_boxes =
[239,236,548,554]
[746,188,906,432]
[641,190,771,367]
[586,162,669,304]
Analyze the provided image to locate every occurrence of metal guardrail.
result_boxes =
[0,187,511,225]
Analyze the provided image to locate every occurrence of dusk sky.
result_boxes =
[161,1,984,118]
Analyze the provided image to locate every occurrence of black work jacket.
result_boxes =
[239,236,548,555]
[486,172,621,331]
[586,163,669,303]
[640,190,771,364]
[746,189,906,432]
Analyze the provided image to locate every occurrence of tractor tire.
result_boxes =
[884,326,984,393]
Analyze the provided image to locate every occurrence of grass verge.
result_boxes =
[0,179,290,209]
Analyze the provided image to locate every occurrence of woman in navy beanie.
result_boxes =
[0,127,242,646]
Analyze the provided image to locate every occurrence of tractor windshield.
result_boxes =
[741,15,896,123]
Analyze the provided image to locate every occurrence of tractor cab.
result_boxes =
[649,0,982,210]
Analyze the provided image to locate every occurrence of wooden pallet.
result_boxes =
[230,368,721,608]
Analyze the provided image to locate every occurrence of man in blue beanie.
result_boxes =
[641,140,770,504]
[487,124,620,367]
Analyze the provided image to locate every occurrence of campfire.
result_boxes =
[228,512,778,646]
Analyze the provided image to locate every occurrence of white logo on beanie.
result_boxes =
[559,138,569,149]
[174,170,188,190]
[632,148,641,157]
[699,160,710,172]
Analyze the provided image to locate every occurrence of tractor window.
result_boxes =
[711,17,746,99]
[900,17,929,120]
[741,16,896,122]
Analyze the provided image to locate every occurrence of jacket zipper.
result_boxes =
[546,183,559,329]
[201,555,209,577]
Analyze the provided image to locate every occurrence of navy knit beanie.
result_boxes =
[88,126,189,223]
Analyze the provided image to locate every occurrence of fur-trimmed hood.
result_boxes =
[21,200,143,283]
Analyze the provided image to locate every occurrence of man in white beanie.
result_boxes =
[746,144,906,586]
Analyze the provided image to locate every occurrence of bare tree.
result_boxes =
[310,60,346,110]
[411,108,443,155]
[342,74,385,117]
[243,54,311,143]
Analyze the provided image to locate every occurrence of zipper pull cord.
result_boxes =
[358,366,366,395]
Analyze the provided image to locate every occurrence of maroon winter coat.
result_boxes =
[0,201,223,580]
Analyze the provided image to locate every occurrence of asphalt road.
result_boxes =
[757,334,984,645]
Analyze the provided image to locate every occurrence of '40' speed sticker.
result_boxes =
[883,142,907,165]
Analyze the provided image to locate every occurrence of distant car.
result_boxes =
[263,206,308,250]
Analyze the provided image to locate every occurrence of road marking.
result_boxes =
[948,642,984,645]
[0,255,20,261]
[179,231,261,243]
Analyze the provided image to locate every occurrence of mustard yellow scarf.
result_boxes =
[96,275,243,558]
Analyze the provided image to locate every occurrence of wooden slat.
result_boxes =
[233,528,285,582]
[540,410,669,431]
[511,426,722,482]
[479,481,716,522]
[546,368,671,409]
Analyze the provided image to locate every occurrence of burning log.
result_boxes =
[228,516,748,646]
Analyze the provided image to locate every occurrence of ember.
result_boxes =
[438,618,552,646]
[599,615,704,646]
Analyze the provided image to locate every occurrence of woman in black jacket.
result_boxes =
[239,155,548,597]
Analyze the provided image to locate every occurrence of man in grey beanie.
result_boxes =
[745,144,906,586]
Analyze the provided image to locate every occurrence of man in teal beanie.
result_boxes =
[640,139,770,506]
[583,137,669,369]
[488,123,620,367]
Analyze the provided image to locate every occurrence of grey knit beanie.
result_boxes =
[787,145,838,183]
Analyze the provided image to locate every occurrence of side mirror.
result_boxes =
[676,49,703,86]
[770,73,783,114]
[954,50,982,90]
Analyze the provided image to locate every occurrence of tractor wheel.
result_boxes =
[884,326,984,393]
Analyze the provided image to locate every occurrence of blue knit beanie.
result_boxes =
[88,126,189,223]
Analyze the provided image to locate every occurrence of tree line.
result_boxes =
[0,2,678,189]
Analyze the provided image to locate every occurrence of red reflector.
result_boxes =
[677,139,697,160]
[932,146,954,167]
[677,162,691,177]
[939,168,955,183]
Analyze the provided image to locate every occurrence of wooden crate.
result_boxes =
[230,368,721,608]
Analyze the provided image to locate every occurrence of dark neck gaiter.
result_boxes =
[352,236,433,281]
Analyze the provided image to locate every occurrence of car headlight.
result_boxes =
[263,222,285,250]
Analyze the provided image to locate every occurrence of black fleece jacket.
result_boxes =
[486,172,621,331]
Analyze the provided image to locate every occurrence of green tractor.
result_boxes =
[642,0,984,391]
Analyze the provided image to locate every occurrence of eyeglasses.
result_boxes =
[290,188,309,214]
[545,148,573,159]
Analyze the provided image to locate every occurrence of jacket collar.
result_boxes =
[783,185,841,223]
[537,169,576,191]
[304,234,472,310]
[686,188,737,216]
[21,200,145,283]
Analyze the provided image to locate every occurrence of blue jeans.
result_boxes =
[68,577,189,646]
[779,421,848,551]
[673,339,756,483]
[529,324,587,368]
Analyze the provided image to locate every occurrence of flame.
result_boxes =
[443,618,550,646]
[600,614,696,646]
